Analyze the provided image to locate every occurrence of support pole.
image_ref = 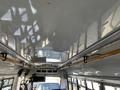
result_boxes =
[100,82,105,90]
[76,78,79,90]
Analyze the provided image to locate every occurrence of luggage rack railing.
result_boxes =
[60,27,120,68]
[0,41,33,66]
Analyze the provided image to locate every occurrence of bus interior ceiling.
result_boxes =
[0,0,120,90]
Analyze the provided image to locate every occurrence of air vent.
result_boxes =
[53,70,57,73]
[37,70,41,72]
[42,70,46,73]
[48,70,52,73]
[36,69,58,74]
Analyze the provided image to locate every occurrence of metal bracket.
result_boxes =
[67,61,72,66]
[0,52,8,61]
[83,56,88,63]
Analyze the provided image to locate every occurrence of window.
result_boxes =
[93,82,99,90]
[69,46,73,59]
[0,80,2,87]
[9,79,13,85]
[45,77,60,84]
[34,24,39,32]
[21,38,27,43]
[2,87,11,90]
[42,41,46,48]
[81,80,85,86]
[46,58,61,62]
[117,87,120,90]
[33,82,60,90]
[87,22,98,47]
[29,29,33,36]
[86,81,93,89]
[104,84,120,90]
[18,8,28,22]
[81,87,85,90]
[38,50,43,57]
[28,0,37,14]
[14,28,21,36]
[72,78,74,83]
[69,82,72,90]
[111,6,120,27]
[101,13,113,37]
[101,5,120,37]
[8,36,16,50]
[68,78,71,82]
[73,42,78,56]
[3,79,9,87]
[42,38,50,48]
[73,84,77,90]
[1,78,14,90]
[0,33,6,44]
[105,85,115,90]
[37,35,40,41]
[78,33,85,52]
[72,78,77,84]
[78,79,81,85]
[1,9,12,21]
[46,38,49,45]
